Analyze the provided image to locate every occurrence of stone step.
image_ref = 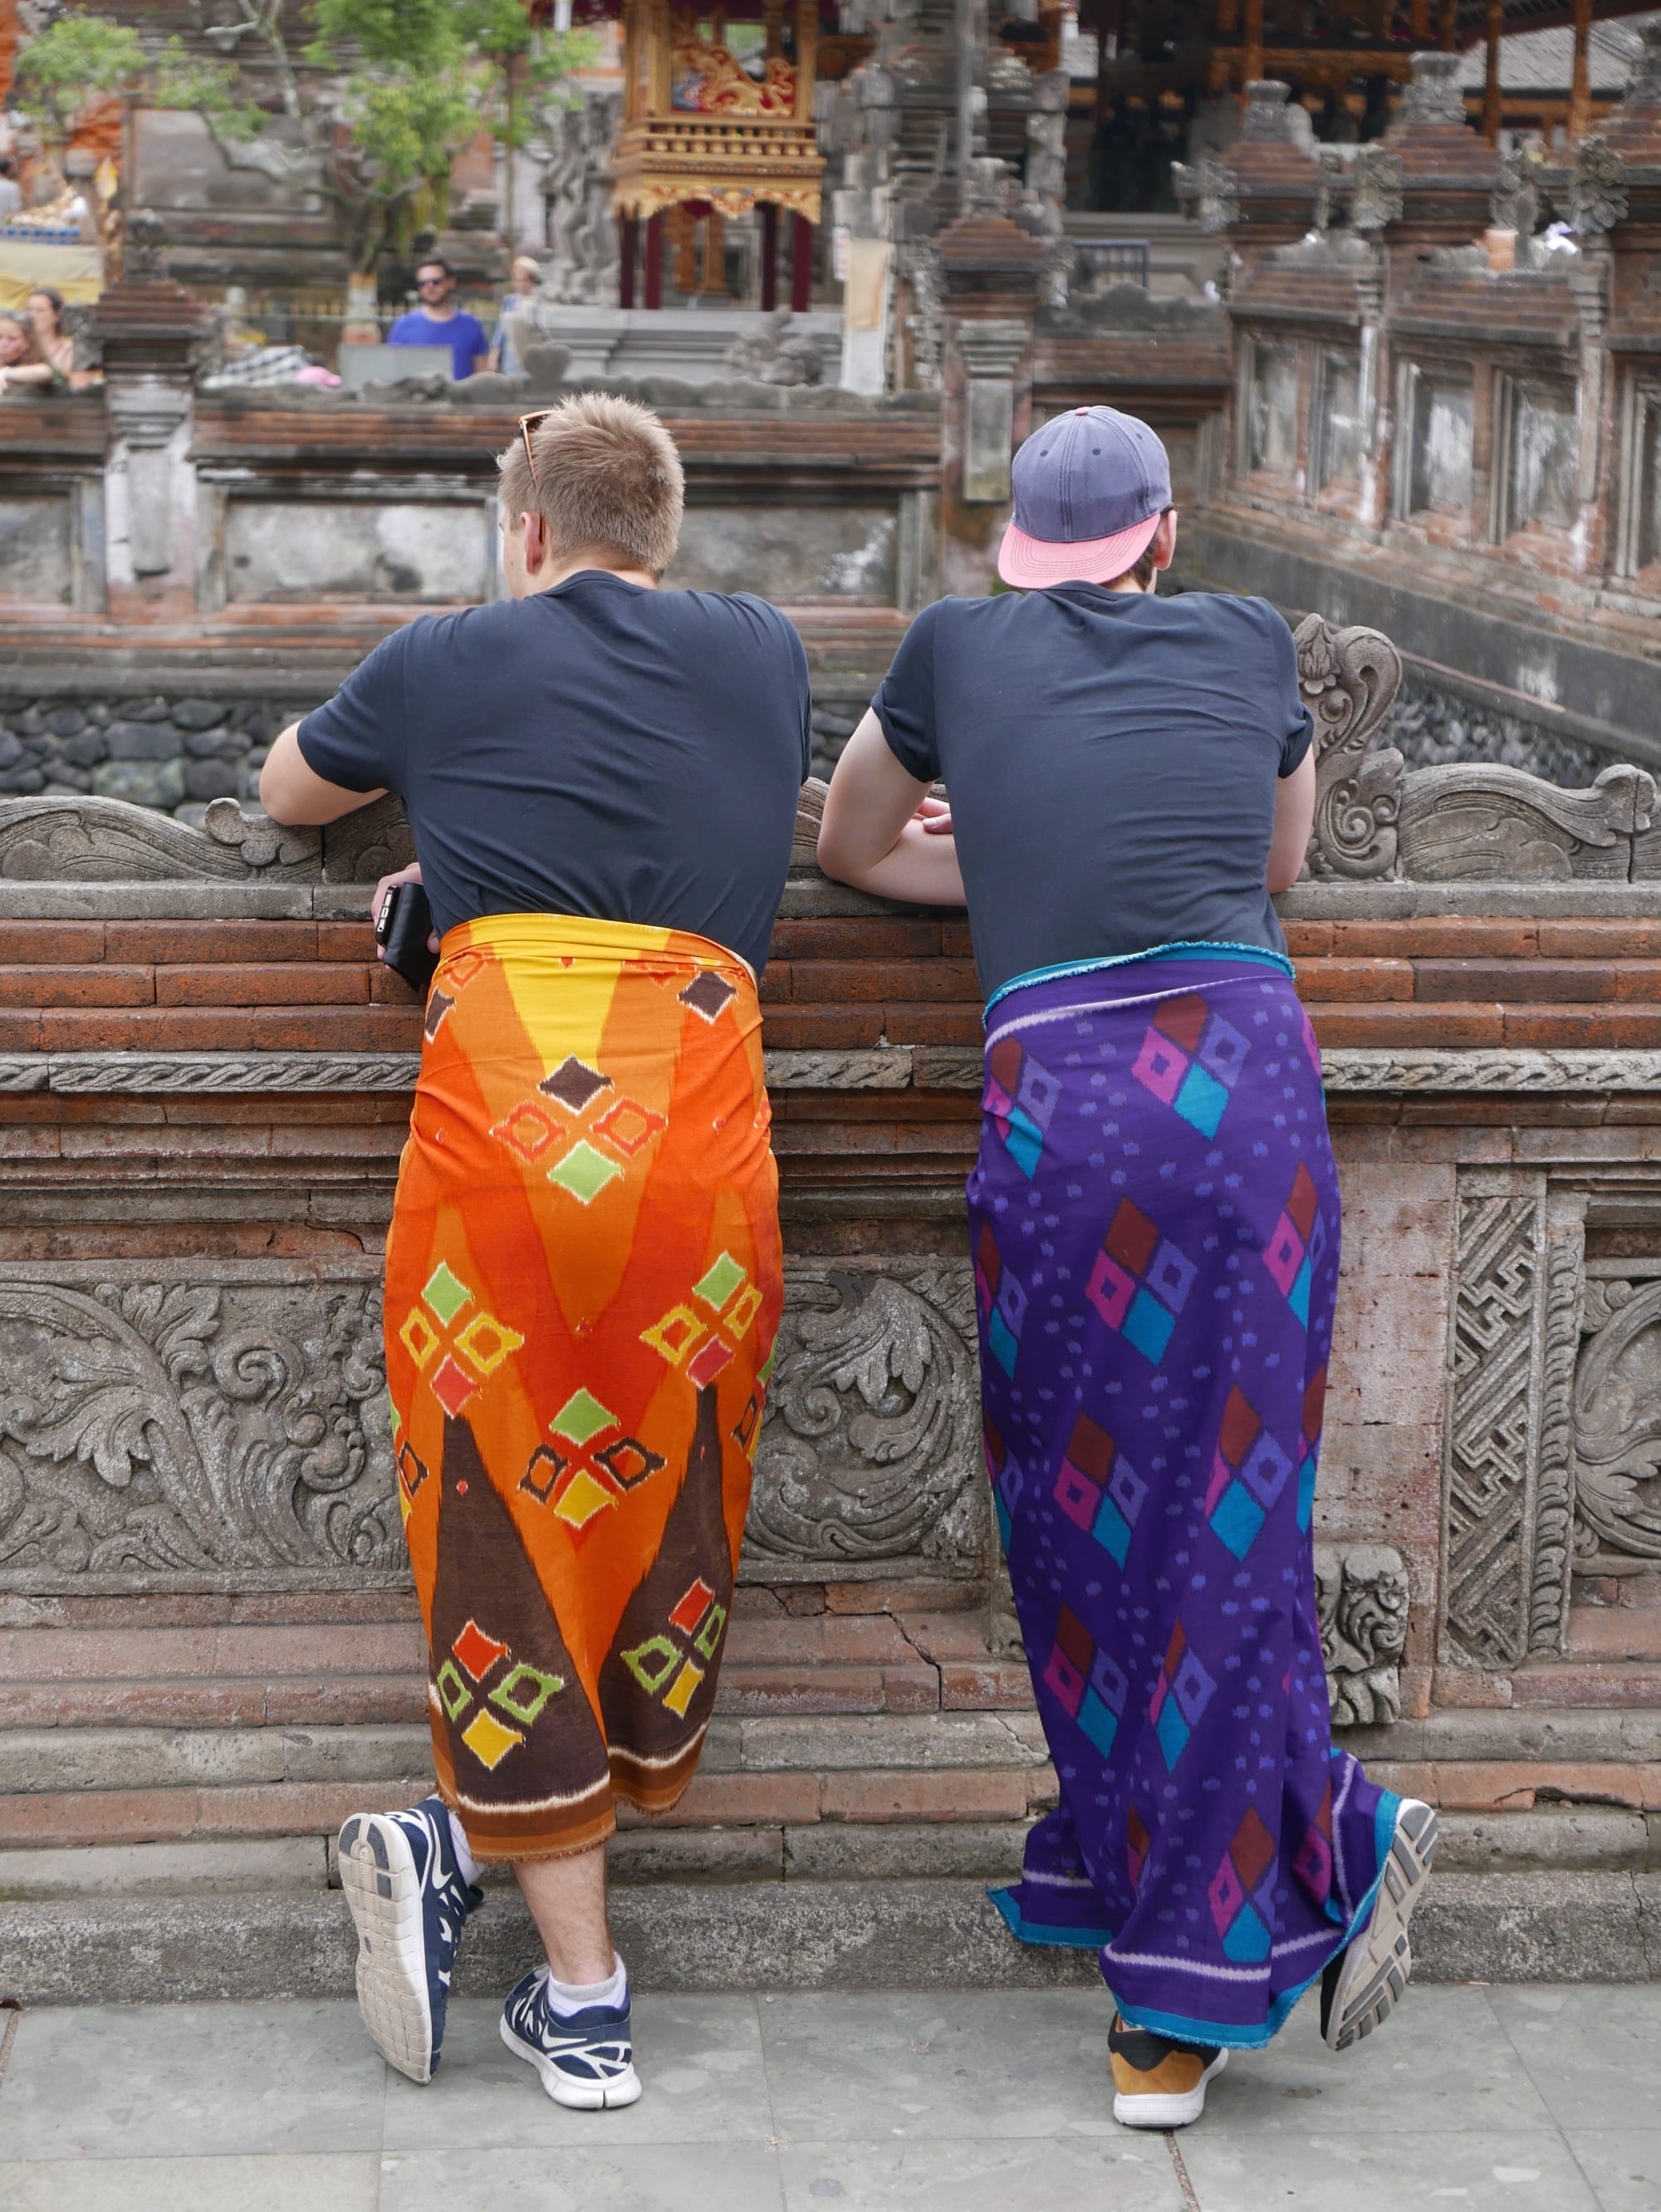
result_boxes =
[0,1713,1051,1797]
[4,1869,1654,2006]
[1,1806,1648,1906]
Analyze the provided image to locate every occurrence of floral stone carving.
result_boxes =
[0,1263,400,1590]
[1397,762,1655,883]
[1295,615,1404,881]
[745,1264,983,1576]
[1315,1543,1409,1726]
[1575,1268,1661,1562]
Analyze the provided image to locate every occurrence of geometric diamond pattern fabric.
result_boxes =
[383,912,785,1866]
[973,946,1397,2053]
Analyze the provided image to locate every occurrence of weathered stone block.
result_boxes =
[91,760,188,810]
[105,723,184,763]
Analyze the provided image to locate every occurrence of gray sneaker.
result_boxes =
[1320,1798,1438,2052]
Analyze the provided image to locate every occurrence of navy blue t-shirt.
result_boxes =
[872,586,1313,999]
[298,574,811,977]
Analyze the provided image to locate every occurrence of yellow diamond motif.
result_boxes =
[662,1658,705,1719]
[547,1139,625,1204]
[454,1310,525,1376]
[461,1707,524,1770]
[551,1387,616,1446]
[552,1467,615,1528]
[693,1251,747,1313]
[641,1304,703,1366]
[421,1262,473,1324]
[399,1307,441,1371]
[722,1283,764,1341]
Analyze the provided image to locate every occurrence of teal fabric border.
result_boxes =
[985,939,1294,1020]
[989,1781,1409,2053]
[987,1884,1112,1952]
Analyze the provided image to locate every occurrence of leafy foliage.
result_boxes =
[11,10,146,140]
[12,2,595,273]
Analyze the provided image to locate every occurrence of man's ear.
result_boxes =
[520,509,548,576]
[1151,509,1178,571]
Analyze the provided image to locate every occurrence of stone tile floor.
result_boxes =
[0,1984,1656,2211]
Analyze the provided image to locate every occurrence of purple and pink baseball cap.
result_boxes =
[997,405,1173,590]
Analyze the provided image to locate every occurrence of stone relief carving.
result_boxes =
[1441,1177,1587,1666]
[1170,156,1239,236]
[744,1264,983,1577]
[1398,51,1467,129]
[0,792,414,885]
[1314,1543,1409,1726]
[0,796,316,884]
[1564,135,1628,238]
[1294,616,1404,881]
[1574,1268,1661,1562]
[1349,146,1404,234]
[1443,1186,1542,1668]
[537,90,622,305]
[1396,762,1655,882]
[0,1265,401,1591]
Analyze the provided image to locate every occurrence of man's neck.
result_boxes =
[420,300,458,322]
[531,556,658,594]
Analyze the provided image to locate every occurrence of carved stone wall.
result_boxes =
[1440,1172,1585,1670]
[0,1261,399,1593]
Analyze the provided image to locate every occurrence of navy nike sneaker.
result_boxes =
[500,1964,643,2109]
[338,1794,484,2082]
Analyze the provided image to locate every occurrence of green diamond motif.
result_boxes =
[547,1139,625,1205]
[758,1342,777,1386]
[551,1387,616,1448]
[692,1250,747,1313]
[422,1261,474,1324]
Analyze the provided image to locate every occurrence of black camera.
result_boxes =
[374,880,439,996]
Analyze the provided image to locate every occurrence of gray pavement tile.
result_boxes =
[759,1989,1119,2141]
[0,2001,386,2160]
[1195,1988,1557,2136]
[0,2154,380,2212]
[1563,2129,1661,2212]
[376,2143,786,2211]
[382,1994,774,2151]
[1487,1986,1661,2134]
[777,2134,1187,2210]
[1177,2127,1603,2212]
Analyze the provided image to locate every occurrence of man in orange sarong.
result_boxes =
[259,393,809,2107]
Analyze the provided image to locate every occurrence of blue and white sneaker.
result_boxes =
[337,1794,484,2083]
[500,1964,644,2109]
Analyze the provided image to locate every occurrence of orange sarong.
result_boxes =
[385,914,783,1861]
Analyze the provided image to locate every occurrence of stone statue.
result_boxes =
[537,90,621,306]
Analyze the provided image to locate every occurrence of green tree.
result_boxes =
[11,11,147,194]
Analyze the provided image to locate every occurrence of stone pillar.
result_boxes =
[91,213,211,625]
[936,213,1046,597]
[1568,0,1593,143]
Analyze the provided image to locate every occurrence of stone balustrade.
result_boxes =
[2,615,1660,2002]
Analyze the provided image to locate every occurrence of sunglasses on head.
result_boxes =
[517,409,556,491]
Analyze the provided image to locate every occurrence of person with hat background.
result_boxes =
[816,405,1436,2130]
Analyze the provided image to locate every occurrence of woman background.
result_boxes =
[817,404,1435,2133]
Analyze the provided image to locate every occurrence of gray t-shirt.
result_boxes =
[871,586,1313,1001]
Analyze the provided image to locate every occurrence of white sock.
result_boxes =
[546,1953,628,2015]
[445,1807,479,1886]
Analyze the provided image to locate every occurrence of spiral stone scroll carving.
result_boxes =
[1314,1543,1409,1726]
[744,1263,984,1576]
[1294,615,1404,881]
[0,1263,401,1591]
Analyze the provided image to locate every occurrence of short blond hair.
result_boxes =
[498,392,684,578]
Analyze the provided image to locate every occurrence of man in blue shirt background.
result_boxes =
[387,256,489,379]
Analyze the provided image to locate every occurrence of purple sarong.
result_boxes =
[973,943,1398,2050]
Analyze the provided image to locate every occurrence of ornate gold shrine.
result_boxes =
[613,0,825,224]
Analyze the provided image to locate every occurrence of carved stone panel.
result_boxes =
[0,1261,401,1592]
[1397,763,1655,882]
[1294,615,1404,881]
[1316,1543,1408,1724]
[0,1259,989,1596]
[1575,1262,1661,1563]
[1440,1176,1585,1667]
[743,1263,985,1582]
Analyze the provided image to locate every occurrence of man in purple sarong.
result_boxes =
[816,405,1435,2131]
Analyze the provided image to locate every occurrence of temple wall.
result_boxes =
[4,619,1661,2000]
